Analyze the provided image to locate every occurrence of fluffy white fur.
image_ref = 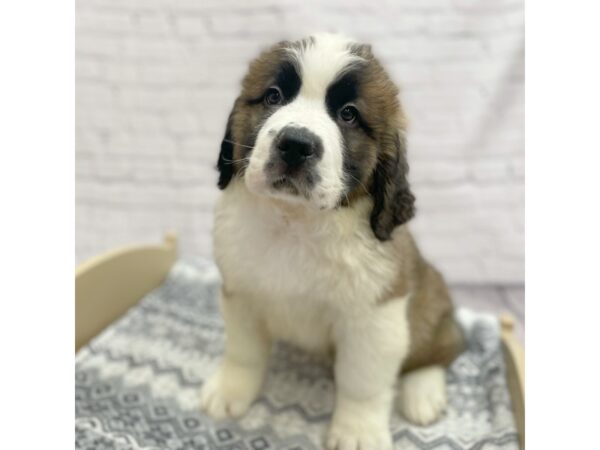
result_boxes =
[204,180,410,449]
[290,32,364,99]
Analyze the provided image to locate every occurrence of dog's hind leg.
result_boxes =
[397,311,464,426]
[397,365,447,426]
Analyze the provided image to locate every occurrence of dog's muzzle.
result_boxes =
[261,126,324,196]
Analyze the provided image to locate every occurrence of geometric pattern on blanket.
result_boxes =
[76,259,519,450]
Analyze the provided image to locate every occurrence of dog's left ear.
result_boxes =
[217,110,236,190]
[369,131,416,240]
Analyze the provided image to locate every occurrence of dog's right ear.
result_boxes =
[217,111,235,190]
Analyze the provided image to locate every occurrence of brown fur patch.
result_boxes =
[321,44,416,238]
[341,46,405,201]
[382,228,465,372]
[218,41,296,185]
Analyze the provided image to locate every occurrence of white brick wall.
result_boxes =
[76,0,524,284]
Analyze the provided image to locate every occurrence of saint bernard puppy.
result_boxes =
[201,33,465,450]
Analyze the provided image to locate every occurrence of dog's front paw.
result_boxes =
[200,363,263,420]
[326,413,392,450]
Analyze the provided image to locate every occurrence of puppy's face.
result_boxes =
[217,33,415,240]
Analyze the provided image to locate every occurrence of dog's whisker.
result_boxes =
[223,139,255,150]
[347,173,368,193]
[342,189,351,207]
[220,156,251,165]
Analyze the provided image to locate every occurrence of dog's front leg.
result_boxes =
[200,290,271,419]
[327,298,410,450]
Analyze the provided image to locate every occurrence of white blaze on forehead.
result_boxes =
[289,33,364,99]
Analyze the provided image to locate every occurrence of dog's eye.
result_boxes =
[339,105,358,124]
[264,87,283,106]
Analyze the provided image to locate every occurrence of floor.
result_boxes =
[450,285,524,345]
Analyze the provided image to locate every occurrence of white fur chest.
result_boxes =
[212,181,400,352]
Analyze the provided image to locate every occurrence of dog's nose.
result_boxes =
[277,128,316,168]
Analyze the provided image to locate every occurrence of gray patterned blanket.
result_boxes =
[75,259,519,450]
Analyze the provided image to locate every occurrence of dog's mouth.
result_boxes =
[271,176,300,196]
